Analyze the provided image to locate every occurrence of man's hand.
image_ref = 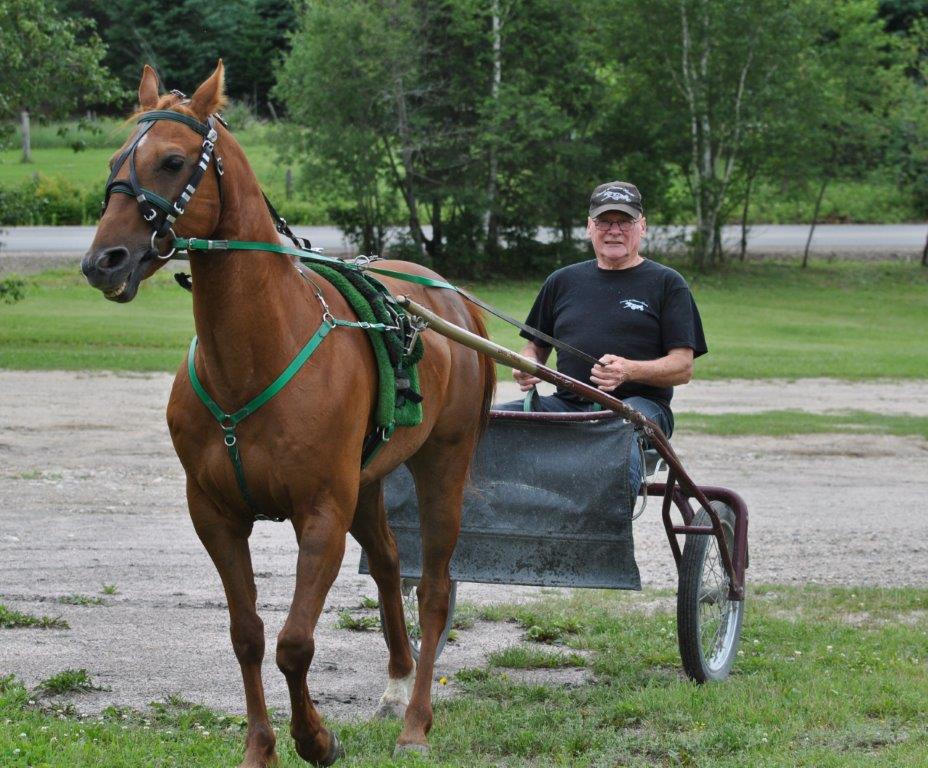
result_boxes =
[590,354,634,391]
[512,341,550,391]
[513,369,542,391]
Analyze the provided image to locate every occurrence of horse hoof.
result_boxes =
[317,731,345,767]
[393,742,429,759]
[373,699,407,720]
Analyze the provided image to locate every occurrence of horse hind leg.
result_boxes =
[187,481,277,768]
[276,504,348,766]
[350,481,416,719]
[394,441,470,756]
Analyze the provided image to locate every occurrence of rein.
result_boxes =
[109,106,603,522]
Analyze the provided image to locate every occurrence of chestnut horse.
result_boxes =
[81,62,494,767]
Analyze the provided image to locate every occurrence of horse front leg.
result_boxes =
[350,481,416,719]
[187,481,277,768]
[277,504,348,766]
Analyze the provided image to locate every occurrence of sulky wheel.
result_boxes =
[677,501,745,682]
[380,577,457,662]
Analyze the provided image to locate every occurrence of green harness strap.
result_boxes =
[174,236,454,522]
[187,315,393,522]
[174,238,457,291]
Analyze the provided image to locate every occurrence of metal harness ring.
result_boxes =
[151,228,177,261]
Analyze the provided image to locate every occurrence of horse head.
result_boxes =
[82,62,227,302]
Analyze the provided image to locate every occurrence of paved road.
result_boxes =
[2,223,926,259]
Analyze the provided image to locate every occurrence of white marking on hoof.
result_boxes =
[393,742,429,758]
[374,667,415,720]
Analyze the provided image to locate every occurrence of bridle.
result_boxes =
[101,103,224,261]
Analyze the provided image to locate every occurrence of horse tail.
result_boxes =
[466,302,496,441]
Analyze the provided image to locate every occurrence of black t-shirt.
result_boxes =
[520,259,707,415]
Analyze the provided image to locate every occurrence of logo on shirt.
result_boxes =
[621,299,648,312]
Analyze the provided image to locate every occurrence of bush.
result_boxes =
[0,174,100,225]
[0,277,26,304]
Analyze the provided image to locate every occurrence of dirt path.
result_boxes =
[1,372,927,720]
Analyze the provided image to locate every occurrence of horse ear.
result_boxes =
[138,65,160,110]
[189,60,227,119]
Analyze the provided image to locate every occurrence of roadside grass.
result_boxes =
[1,261,926,381]
[0,122,328,225]
[37,670,105,696]
[335,611,380,632]
[0,604,68,630]
[487,646,588,669]
[478,260,928,381]
[676,410,928,440]
[56,594,105,607]
[1,585,926,766]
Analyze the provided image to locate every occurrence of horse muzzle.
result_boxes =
[81,244,154,303]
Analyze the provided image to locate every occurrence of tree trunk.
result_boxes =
[802,177,828,268]
[739,170,756,262]
[429,198,444,272]
[485,0,502,262]
[20,111,31,164]
[392,78,427,257]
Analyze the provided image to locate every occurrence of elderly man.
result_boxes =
[499,181,707,443]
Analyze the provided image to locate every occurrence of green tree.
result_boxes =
[276,0,602,276]
[0,0,122,145]
[51,0,296,111]
[601,0,905,268]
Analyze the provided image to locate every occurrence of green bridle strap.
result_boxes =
[173,237,458,291]
[175,237,358,269]
[186,314,393,521]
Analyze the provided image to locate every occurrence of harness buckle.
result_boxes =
[215,156,224,176]
[322,311,337,328]
[143,208,157,222]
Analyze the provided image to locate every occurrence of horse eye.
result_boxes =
[162,155,185,172]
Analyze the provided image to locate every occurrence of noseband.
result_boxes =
[102,107,224,260]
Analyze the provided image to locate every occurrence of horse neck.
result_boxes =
[187,135,319,398]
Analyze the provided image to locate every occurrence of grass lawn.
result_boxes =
[1,585,926,766]
[1,261,927,381]
[0,122,308,223]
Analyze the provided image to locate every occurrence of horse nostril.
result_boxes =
[98,246,130,272]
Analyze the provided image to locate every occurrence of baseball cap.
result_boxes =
[589,181,643,219]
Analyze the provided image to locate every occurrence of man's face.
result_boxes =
[586,210,646,268]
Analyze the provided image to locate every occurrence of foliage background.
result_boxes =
[1,0,927,274]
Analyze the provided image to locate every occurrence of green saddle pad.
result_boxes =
[308,263,423,430]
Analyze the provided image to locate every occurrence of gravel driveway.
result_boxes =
[1,372,926,720]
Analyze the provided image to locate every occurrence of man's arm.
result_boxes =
[512,341,552,391]
[589,347,694,391]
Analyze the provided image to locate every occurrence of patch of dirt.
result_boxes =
[1,372,927,723]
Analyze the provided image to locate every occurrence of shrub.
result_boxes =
[0,174,101,225]
[0,277,26,304]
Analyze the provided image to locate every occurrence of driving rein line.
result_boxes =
[105,105,622,522]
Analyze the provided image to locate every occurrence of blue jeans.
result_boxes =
[494,391,672,492]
